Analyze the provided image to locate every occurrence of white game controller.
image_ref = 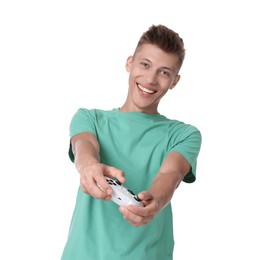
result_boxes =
[103,177,143,207]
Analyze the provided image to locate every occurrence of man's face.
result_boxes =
[124,43,181,114]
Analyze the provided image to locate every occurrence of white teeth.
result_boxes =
[137,84,156,94]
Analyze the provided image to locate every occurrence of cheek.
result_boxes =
[128,75,137,90]
[159,81,172,92]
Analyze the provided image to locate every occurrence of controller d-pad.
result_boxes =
[106,179,116,186]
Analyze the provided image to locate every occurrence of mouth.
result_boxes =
[137,83,156,94]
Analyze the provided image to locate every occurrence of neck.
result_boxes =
[120,103,159,114]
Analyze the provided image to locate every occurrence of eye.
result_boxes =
[160,70,171,77]
[140,62,150,69]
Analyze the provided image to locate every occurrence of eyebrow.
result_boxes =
[141,58,173,72]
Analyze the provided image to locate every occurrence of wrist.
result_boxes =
[149,190,168,210]
[75,158,100,174]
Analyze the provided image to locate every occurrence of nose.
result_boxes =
[145,69,157,85]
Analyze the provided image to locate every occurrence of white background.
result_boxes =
[0,1,265,259]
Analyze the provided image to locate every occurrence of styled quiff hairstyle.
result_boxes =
[134,24,185,70]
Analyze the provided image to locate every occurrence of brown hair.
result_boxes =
[134,24,185,69]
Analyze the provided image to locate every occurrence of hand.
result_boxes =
[119,191,161,227]
[79,163,125,200]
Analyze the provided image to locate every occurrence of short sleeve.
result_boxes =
[68,108,97,162]
[169,125,202,183]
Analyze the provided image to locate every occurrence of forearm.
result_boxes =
[71,133,100,173]
[70,133,125,199]
[148,171,183,210]
[148,151,190,210]
[119,152,190,227]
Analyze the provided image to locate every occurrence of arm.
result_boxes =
[119,151,190,226]
[71,132,125,200]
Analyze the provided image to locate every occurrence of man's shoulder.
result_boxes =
[75,108,117,117]
[162,115,200,132]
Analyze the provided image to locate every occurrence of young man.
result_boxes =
[61,24,202,260]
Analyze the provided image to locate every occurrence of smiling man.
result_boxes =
[121,43,181,114]
[61,25,202,260]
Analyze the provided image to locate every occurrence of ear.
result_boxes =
[125,56,133,72]
[169,75,181,90]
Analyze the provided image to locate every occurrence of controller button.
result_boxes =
[134,196,142,202]
[107,179,116,185]
[115,180,122,185]
[127,189,135,195]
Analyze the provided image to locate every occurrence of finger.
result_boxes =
[126,204,146,216]
[127,203,156,218]
[94,175,113,195]
[80,178,109,200]
[105,166,125,184]
[93,187,112,200]
[119,206,151,227]
[119,206,143,222]
[138,191,153,201]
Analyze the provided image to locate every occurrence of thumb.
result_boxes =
[105,166,125,184]
[138,191,153,201]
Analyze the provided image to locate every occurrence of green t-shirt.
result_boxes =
[61,108,201,260]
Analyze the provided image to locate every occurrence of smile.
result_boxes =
[137,84,156,94]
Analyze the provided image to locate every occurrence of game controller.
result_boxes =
[101,177,143,207]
